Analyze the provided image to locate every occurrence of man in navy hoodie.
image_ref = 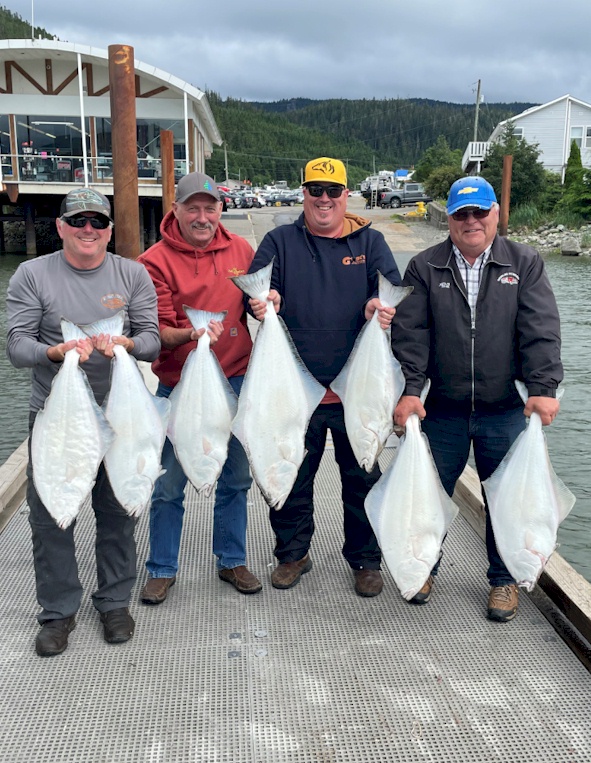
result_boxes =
[249,157,402,597]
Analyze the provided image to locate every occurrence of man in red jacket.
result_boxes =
[138,172,261,603]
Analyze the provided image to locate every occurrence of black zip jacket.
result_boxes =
[391,235,563,411]
[249,212,401,386]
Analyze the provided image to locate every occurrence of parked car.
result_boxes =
[266,192,298,207]
[378,183,432,209]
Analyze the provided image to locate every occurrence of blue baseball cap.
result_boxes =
[447,176,497,215]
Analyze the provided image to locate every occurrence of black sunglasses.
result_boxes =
[62,215,111,230]
[306,184,345,199]
[451,207,491,222]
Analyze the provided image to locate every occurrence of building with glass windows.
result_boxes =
[0,39,222,253]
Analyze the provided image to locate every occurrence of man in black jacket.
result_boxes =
[249,156,402,597]
[392,176,563,622]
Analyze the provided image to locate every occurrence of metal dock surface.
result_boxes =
[2,445,591,763]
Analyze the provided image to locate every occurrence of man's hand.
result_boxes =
[88,333,134,359]
[192,319,224,346]
[365,297,396,329]
[394,395,426,428]
[524,395,560,426]
[249,289,281,321]
[47,337,94,363]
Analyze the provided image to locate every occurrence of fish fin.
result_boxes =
[60,318,88,343]
[79,310,126,338]
[230,258,274,300]
[183,306,228,330]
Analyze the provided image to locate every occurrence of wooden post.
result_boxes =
[24,201,36,256]
[108,44,140,259]
[160,129,175,216]
[499,155,513,237]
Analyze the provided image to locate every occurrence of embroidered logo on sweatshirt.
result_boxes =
[498,272,520,285]
[342,255,366,266]
[228,267,246,277]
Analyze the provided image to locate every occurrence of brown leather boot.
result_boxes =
[271,554,312,589]
[409,575,434,605]
[140,576,176,605]
[353,569,383,597]
[218,566,262,594]
[487,584,519,622]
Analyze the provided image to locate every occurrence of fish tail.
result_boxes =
[183,306,228,331]
[230,258,274,300]
[377,272,413,308]
[79,310,126,338]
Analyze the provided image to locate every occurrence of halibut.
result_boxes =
[330,274,412,471]
[167,307,237,495]
[230,260,326,509]
[482,381,576,591]
[31,319,115,529]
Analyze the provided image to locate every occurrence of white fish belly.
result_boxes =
[103,347,170,517]
[232,312,325,510]
[332,318,404,472]
[168,342,237,495]
[483,416,575,591]
[32,352,114,529]
[365,417,457,600]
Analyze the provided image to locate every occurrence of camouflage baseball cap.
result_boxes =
[60,188,113,222]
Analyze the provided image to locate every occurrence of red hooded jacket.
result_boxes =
[138,210,254,387]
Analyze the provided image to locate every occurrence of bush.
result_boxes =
[424,165,462,202]
[509,204,544,229]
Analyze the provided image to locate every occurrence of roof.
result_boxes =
[0,39,222,146]
[488,94,591,142]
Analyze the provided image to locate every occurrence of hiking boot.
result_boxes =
[219,566,262,594]
[353,569,383,597]
[409,575,434,605]
[35,616,76,657]
[100,608,135,643]
[271,554,312,589]
[140,576,176,605]
[487,584,519,622]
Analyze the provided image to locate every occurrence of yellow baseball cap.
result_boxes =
[304,157,347,187]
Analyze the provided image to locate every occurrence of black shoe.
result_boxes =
[100,608,135,644]
[409,575,434,605]
[35,616,76,657]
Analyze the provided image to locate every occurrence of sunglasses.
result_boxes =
[450,207,491,222]
[306,184,345,199]
[62,215,111,229]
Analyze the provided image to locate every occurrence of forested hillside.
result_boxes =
[0,5,54,40]
[206,95,536,188]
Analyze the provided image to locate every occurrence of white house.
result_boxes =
[462,94,591,180]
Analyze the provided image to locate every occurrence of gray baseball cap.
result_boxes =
[175,172,220,203]
[60,188,113,221]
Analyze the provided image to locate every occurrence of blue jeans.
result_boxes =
[145,376,252,577]
[421,403,526,586]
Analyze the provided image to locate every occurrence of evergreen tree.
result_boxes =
[414,136,462,182]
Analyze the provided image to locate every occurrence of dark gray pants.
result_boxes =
[27,413,138,624]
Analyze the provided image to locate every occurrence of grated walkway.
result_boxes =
[2,447,591,763]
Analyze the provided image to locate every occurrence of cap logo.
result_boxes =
[311,160,336,176]
[65,188,105,210]
[203,180,213,191]
[457,186,480,195]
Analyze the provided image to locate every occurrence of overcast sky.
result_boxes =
[8,0,591,106]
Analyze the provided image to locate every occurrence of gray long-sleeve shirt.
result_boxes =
[6,249,161,412]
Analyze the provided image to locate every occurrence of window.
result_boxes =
[571,126,583,148]
[513,126,524,138]
[586,127,591,149]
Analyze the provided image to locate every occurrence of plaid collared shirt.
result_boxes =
[452,244,492,317]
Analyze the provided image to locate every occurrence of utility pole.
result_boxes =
[473,79,482,143]
[224,144,229,183]
[31,0,35,40]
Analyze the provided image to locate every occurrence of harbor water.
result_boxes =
[1,250,590,583]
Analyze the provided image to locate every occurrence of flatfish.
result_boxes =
[330,274,412,471]
[230,260,326,509]
[80,311,171,517]
[482,381,576,591]
[167,307,237,495]
[31,319,115,529]
[365,381,457,600]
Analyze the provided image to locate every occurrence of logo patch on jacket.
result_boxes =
[228,267,246,277]
[342,255,366,266]
[101,293,126,309]
[439,282,451,288]
[498,272,520,285]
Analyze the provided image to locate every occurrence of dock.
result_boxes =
[2,205,591,762]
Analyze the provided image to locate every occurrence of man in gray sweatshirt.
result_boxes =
[6,188,160,656]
